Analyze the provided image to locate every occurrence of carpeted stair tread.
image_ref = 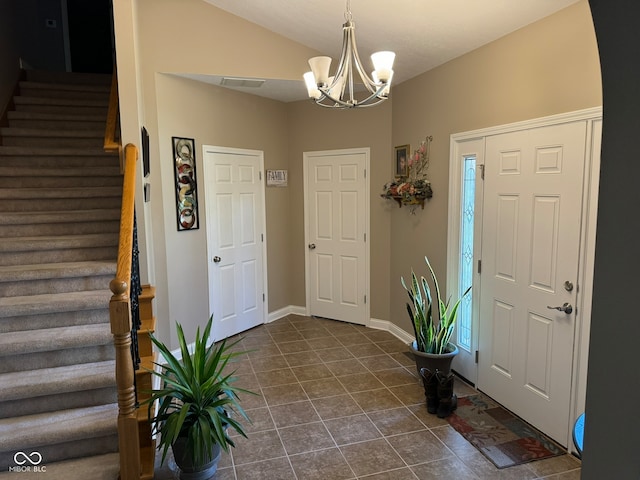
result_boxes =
[19,81,111,94]
[0,209,120,226]
[0,186,121,199]
[0,289,111,318]
[0,261,116,283]
[0,361,115,402]
[0,165,121,177]
[0,145,115,157]
[7,110,107,122]
[0,127,104,138]
[0,323,112,357]
[13,96,108,108]
[25,70,112,86]
[0,233,118,252]
[0,403,117,451]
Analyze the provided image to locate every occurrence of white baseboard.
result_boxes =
[267,305,307,323]
[369,317,415,344]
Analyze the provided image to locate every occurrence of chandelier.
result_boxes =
[303,0,395,109]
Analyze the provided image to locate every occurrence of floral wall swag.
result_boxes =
[382,136,433,212]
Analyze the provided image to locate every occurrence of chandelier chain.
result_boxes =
[344,0,352,22]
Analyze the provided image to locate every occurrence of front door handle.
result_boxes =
[213,256,222,263]
[547,303,573,314]
[308,243,316,250]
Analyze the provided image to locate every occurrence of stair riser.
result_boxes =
[0,221,119,238]
[0,197,121,212]
[0,434,118,469]
[8,119,107,130]
[0,345,115,374]
[19,88,109,102]
[3,137,105,148]
[0,387,117,419]
[25,71,112,86]
[0,247,117,267]
[0,275,113,297]
[2,176,122,188]
[15,104,108,116]
[0,310,110,334]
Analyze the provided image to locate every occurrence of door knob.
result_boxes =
[308,243,316,250]
[547,303,573,314]
[213,256,221,263]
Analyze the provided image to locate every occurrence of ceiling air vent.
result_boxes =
[220,77,265,88]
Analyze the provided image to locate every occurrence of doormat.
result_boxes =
[446,394,566,469]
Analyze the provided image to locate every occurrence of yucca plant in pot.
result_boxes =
[144,315,253,480]
[401,256,471,417]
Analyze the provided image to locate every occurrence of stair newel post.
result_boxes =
[109,143,141,480]
[109,279,141,480]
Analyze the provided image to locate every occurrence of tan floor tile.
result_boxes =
[298,327,333,339]
[376,339,411,354]
[459,451,538,480]
[289,448,355,480]
[351,388,404,412]
[359,467,419,480]
[232,406,274,436]
[543,469,582,480]
[256,367,298,387]
[261,383,308,406]
[358,354,403,372]
[271,331,305,343]
[367,407,426,436]
[526,454,581,477]
[277,339,313,354]
[374,367,418,387]
[312,394,363,419]
[279,421,336,455]
[325,413,381,445]
[347,342,386,357]
[325,358,369,377]
[340,438,406,477]
[386,430,453,465]
[337,332,372,346]
[408,404,449,428]
[247,342,282,359]
[231,429,286,466]
[411,457,479,480]
[362,329,398,343]
[291,363,334,382]
[390,351,417,367]
[269,400,321,428]
[283,350,322,367]
[251,354,289,372]
[429,425,478,458]
[337,372,385,392]
[234,456,296,480]
[213,467,236,480]
[309,336,344,350]
[389,383,427,406]
[317,346,355,362]
[300,377,347,399]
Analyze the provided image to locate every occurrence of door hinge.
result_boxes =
[479,164,485,180]
[477,259,482,274]
[364,295,367,304]
[262,293,265,302]
[364,233,366,242]
[261,233,264,242]
[259,171,262,180]
[364,169,367,178]
[475,350,479,363]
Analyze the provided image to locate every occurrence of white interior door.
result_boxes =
[304,149,369,326]
[203,146,267,340]
[478,122,586,446]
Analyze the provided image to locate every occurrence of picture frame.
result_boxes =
[172,136,199,231]
[395,144,410,178]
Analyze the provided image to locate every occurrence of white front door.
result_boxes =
[304,149,369,326]
[203,146,267,340]
[478,122,587,446]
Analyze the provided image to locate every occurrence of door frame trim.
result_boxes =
[447,107,602,450]
[303,147,371,326]
[201,145,269,335]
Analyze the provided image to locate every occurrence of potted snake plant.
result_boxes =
[402,256,471,417]
[145,315,253,479]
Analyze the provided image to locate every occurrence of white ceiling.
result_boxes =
[191,0,580,102]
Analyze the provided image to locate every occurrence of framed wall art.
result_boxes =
[395,144,410,178]
[172,136,199,231]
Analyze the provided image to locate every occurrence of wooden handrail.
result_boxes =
[104,70,122,167]
[109,143,141,480]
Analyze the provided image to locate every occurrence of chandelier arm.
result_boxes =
[348,27,379,94]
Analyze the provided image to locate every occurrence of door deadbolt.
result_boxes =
[564,281,574,292]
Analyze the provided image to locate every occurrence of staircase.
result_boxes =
[0,70,154,479]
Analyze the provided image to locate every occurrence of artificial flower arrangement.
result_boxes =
[381,136,434,208]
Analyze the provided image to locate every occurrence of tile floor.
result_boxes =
[154,315,581,480]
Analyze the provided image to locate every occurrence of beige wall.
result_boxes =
[388,0,601,333]
[116,0,600,346]
[286,101,393,321]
